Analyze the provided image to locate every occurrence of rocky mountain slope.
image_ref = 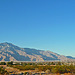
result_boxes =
[0,42,74,61]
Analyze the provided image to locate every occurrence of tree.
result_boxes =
[0,62,6,65]
[7,61,13,66]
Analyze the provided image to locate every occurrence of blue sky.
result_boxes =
[0,0,75,57]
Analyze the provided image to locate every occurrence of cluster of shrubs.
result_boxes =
[12,65,75,74]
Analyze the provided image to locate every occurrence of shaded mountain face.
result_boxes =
[0,42,74,61]
[66,56,75,59]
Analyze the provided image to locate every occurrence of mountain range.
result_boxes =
[0,42,74,62]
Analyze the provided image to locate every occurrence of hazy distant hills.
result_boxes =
[0,42,75,62]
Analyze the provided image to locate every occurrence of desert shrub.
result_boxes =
[45,69,50,73]
[0,67,8,74]
[35,68,39,72]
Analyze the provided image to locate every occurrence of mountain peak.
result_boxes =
[0,42,12,45]
[0,42,17,48]
[4,42,10,44]
[4,42,13,45]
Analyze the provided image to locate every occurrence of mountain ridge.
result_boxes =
[0,42,74,62]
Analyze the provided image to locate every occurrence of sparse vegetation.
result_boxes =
[0,61,75,74]
[10,63,75,74]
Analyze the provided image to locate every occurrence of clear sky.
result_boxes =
[0,0,75,57]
